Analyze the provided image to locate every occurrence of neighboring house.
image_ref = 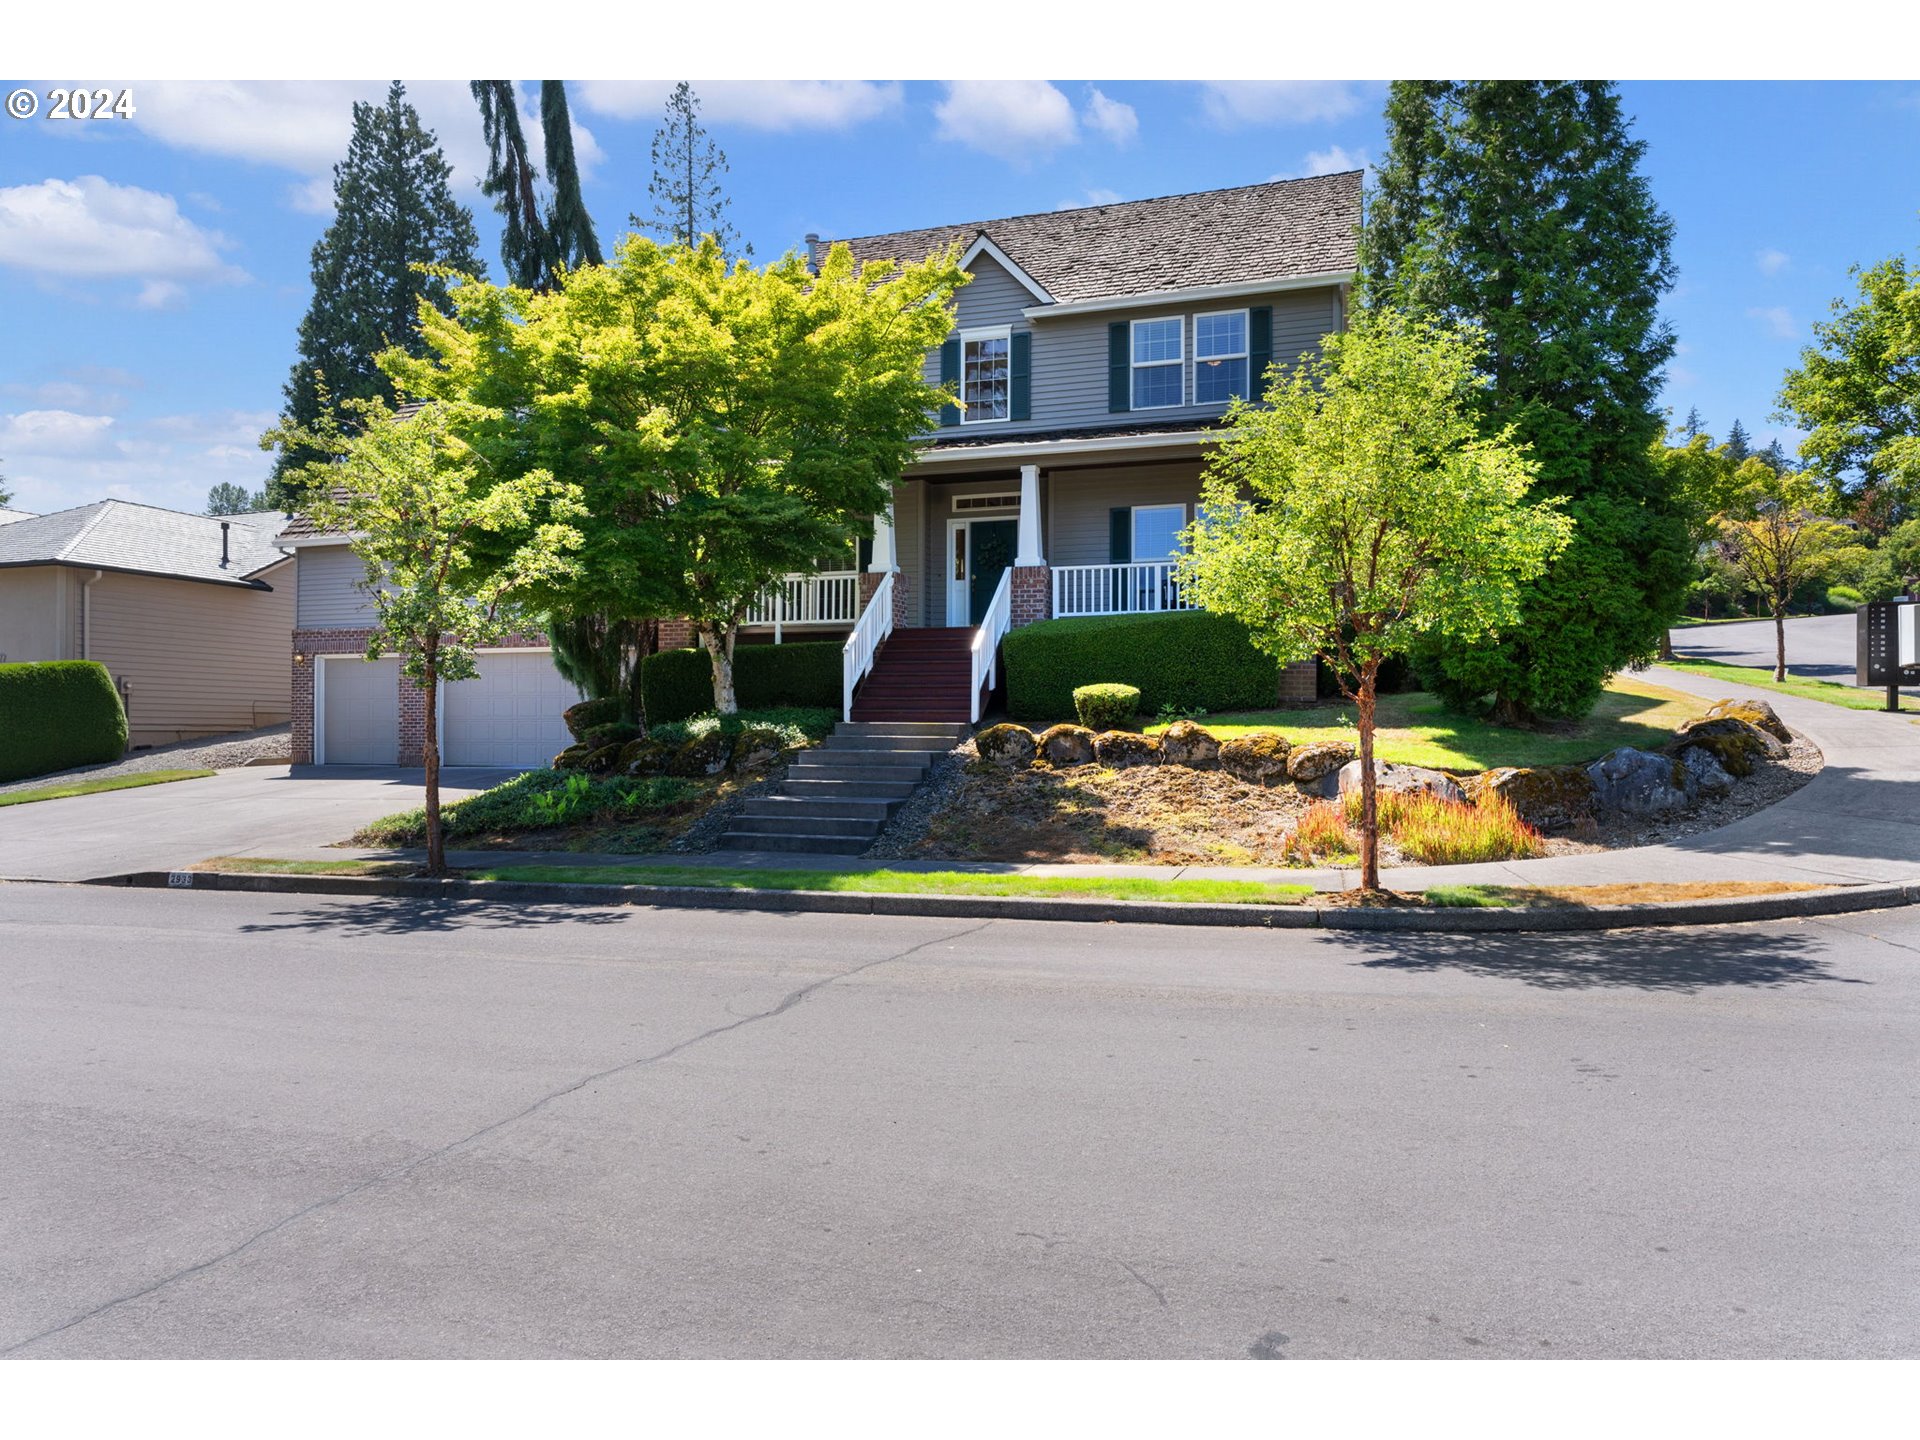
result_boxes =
[0,508,37,526]
[0,501,295,747]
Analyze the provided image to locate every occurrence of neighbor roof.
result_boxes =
[0,507,36,526]
[0,500,291,586]
[809,171,1362,306]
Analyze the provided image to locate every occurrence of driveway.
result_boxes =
[1671,613,1917,697]
[0,765,517,882]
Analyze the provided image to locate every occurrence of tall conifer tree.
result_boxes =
[637,82,745,256]
[1362,80,1690,722]
[472,80,602,290]
[267,82,482,504]
[1724,418,1753,462]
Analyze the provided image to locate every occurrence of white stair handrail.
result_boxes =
[842,571,895,721]
[969,566,1014,725]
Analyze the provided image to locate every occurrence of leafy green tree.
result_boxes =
[268,398,583,874]
[471,80,603,292]
[637,82,745,256]
[1723,418,1752,463]
[1647,428,1750,648]
[1776,241,1920,533]
[1178,311,1572,893]
[1361,80,1690,724]
[1716,461,1858,682]
[384,235,966,714]
[267,82,483,506]
[206,482,267,515]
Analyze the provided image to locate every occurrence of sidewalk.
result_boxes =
[266,666,1920,894]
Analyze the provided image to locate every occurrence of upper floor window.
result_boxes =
[962,327,1010,423]
[1194,310,1249,404]
[1131,317,1184,409]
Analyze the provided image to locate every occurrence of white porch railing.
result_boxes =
[969,566,1014,724]
[1051,561,1195,618]
[842,571,895,721]
[744,570,862,641]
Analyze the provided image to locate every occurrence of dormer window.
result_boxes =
[1194,310,1249,404]
[1131,318,1184,409]
[961,326,1011,423]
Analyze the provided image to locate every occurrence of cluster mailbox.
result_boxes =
[1856,599,1919,688]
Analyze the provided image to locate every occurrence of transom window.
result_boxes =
[1132,503,1188,561]
[1194,309,1249,404]
[1131,317,1184,410]
[961,327,1010,423]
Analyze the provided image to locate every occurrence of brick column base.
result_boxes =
[889,571,912,629]
[657,619,695,650]
[1009,565,1051,628]
[1278,659,1318,705]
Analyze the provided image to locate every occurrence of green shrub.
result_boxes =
[1005,613,1278,721]
[648,707,836,751]
[1073,683,1141,730]
[641,642,843,724]
[0,661,127,783]
[1826,585,1864,611]
[354,769,699,846]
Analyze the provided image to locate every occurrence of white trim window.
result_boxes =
[1130,317,1184,409]
[1132,503,1188,561]
[961,326,1011,424]
[1194,309,1249,405]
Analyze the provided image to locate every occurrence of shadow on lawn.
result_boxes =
[238,894,630,938]
[1329,924,1864,993]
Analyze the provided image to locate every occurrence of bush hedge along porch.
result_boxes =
[642,642,843,725]
[1003,613,1280,721]
[0,660,129,783]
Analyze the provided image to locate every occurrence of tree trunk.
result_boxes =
[1356,664,1381,895]
[422,645,446,878]
[1489,692,1532,728]
[1773,605,1788,683]
[1659,627,1676,661]
[700,624,739,715]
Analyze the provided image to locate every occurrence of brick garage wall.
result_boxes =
[1009,566,1050,629]
[291,628,375,764]
[1277,659,1318,705]
[658,619,695,650]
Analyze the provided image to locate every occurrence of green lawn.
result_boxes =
[1143,675,1710,772]
[1660,656,1915,713]
[0,768,215,807]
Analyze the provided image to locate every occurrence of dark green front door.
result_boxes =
[968,520,1018,625]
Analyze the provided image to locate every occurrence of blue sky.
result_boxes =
[1,78,1916,517]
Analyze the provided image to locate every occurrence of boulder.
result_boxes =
[1286,740,1354,784]
[1035,723,1096,768]
[667,731,732,777]
[1704,697,1792,745]
[1671,715,1774,777]
[582,743,624,776]
[551,743,592,772]
[1461,764,1596,832]
[1218,731,1293,787]
[1093,730,1164,768]
[562,697,620,742]
[1586,746,1691,817]
[974,723,1038,770]
[619,738,672,777]
[1679,744,1736,799]
[1336,759,1466,806]
[731,726,789,773]
[1157,719,1221,769]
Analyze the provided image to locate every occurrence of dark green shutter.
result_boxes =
[1248,306,1273,400]
[1010,331,1031,421]
[1108,321,1130,413]
[856,535,874,571]
[1108,508,1132,563]
[938,338,960,426]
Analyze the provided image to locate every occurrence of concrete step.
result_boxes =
[782,777,922,800]
[836,721,971,740]
[739,796,901,821]
[724,814,882,840]
[818,736,952,755]
[714,832,873,856]
[789,755,929,779]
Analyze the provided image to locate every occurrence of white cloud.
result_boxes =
[578,80,902,132]
[1083,88,1138,146]
[1302,144,1368,177]
[1756,248,1790,276]
[1200,82,1366,128]
[0,410,118,456]
[0,177,246,306]
[286,176,338,217]
[1057,189,1124,211]
[1748,305,1798,339]
[0,406,277,514]
[935,81,1079,163]
[134,280,188,310]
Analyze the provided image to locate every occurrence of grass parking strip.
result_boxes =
[0,769,215,807]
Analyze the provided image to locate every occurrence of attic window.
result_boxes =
[961,326,1011,423]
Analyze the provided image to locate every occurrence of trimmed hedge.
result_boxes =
[641,642,843,724]
[1004,612,1278,721]
[1073,683,1140,731]
[0,661,128,783]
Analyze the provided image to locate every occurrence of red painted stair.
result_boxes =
[849,626,977,723]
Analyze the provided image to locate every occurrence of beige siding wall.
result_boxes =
[1048,461,1205,568]
[0,567,73,663]
[296,543,377,628]
[86,560,296,743]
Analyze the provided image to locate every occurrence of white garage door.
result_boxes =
[442,650,578,768]
[319,656,399,765]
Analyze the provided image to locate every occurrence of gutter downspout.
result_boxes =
[81,569,103,658]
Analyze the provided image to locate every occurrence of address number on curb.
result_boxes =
[167,871,194,888]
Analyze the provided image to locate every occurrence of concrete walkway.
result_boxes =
[268,666,1920,894]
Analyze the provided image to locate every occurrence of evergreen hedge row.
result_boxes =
[641,642,843,724]
[1003,612,1278,720]
[0,661,128,783]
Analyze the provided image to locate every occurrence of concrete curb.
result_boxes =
[73,869,1920,933]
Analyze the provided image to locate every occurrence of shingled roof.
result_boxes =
[0,500,291,586]
[808,171,1362,306]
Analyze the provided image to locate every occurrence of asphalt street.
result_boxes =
[1671,613,1917,697]
[2,884,1914,1359]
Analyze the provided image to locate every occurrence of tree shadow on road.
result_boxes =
[1328,924,1865,993]
[237,894,631,938]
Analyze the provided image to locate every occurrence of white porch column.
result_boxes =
[1015,463,1044,565]
[869,501,896,573]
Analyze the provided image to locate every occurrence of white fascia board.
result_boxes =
[1021,270,1355,321]
[911,429,1228,468]
[960,234,1054,304]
